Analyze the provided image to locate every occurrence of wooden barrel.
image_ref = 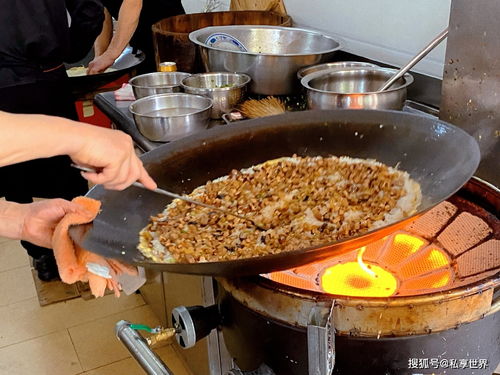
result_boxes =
[152,11,292,73]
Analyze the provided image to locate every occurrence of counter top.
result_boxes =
[95,91,438,153]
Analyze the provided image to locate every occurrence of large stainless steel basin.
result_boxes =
[189,25,341,95]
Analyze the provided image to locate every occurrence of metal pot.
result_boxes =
[296,61,379,80]
[181,72,251,119]
[189,25,341,95]
[302,67,414,110]
[129,93,212,142]
[129,72,192,99]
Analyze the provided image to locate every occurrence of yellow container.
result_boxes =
[159,62,177,72]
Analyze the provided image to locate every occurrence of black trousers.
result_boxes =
[0,72,88,259]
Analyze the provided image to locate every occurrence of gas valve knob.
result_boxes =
[172,304,220,349]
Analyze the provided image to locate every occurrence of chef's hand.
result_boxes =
[20,199,89,248]
[88,52,116,74]
[69,126,157,191]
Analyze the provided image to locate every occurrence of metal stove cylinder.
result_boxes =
[217,277,500,375]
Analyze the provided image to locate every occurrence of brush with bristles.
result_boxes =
[239,96,286,119]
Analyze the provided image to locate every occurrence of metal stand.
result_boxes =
[307,303,335,375]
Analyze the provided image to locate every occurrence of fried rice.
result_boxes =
[138,155,422,263]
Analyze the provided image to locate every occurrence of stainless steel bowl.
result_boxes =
[181,72,251,119]
[129,93,212,142]
[296,61,379,80]
[189,25,341,95]
[129,72,192,99]
[302,67,414,110]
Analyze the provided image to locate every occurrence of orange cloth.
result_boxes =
[52,196,137,297]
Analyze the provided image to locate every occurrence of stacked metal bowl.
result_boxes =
[129,71,212,142]
[129,72,191,99]
[128,70,252,141]
[181,72,251,119]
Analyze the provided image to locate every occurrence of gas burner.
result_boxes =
[266,193,498,297]
[214,178,500,375]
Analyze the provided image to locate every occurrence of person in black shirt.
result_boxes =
[88,0,185,74]
[0,0,104,281]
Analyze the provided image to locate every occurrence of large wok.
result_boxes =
[70,110,480,276]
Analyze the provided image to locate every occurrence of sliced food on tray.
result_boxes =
[66,66,117,77]
[138,155,422,264]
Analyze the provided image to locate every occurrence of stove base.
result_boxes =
[221,294,500,375]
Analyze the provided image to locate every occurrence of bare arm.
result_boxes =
[0,111,84,167]
[0,111,156,190]
[94,8,113,57]
[88,0,142,74]
[0,110,157,245]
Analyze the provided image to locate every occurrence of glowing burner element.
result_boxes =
[379,233,426,265]
[398,247,449,278]
[321,262,398,297]
[265,199,499,298]
[268,230,453,297]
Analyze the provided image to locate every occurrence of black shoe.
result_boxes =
[33,254,61,282]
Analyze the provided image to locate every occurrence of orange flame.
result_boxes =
[268,232,452,297]
[357,246,375,277]
[321,247,398,297]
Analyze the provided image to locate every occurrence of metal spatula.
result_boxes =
[72,164,267,230]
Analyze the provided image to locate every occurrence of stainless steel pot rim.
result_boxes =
[297,61,379,80]
[189,25,343,57]
[301,67,414,94]
[129,93,213,118]
[180,72,252,91]
[129,72,192,89]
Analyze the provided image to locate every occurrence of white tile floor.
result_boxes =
[0,238,193,375]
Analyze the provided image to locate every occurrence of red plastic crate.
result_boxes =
[74,73,130,128]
